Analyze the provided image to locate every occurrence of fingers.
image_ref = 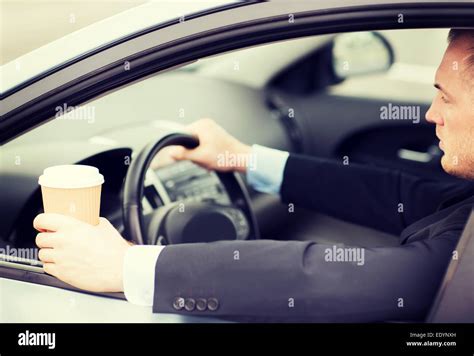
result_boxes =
[151,146,179,168]
[36,232,60,248]
[170,118,221,165]
[186,118,215,133]
[168,146,187,160]
[182,118,215,141]
[43,262,59,277]
[33,213,80,232]
[38,248,57,263]
[183,119,205,135]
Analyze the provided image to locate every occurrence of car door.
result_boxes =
[0,275,219,323]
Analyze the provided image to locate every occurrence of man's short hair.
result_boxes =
[448,29,474,81]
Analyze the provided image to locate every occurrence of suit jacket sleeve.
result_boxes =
[280,154,467,235]
[152,231,460,322]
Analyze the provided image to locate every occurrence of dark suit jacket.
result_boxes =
[152,154,474,322]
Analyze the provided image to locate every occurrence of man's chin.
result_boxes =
[441,154,474,180]
[441,154,458,177]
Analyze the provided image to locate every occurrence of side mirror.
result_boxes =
[331,31,394,79]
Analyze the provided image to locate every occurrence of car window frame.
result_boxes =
[2,0,474,144]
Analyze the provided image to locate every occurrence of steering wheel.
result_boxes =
[122,133,259,245]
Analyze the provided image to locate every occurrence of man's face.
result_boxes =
[426,35,474,180]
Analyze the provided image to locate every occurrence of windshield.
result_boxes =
[0,0,239,94]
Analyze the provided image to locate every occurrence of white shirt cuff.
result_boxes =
[123,245,165,306]
[246,144,290,195]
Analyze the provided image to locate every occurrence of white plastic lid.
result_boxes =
[38,165,104,189]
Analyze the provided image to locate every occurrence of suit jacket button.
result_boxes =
[173,297,185,310]
[185,298,196,311]
[196,298,207,311]
[207,298,219,311]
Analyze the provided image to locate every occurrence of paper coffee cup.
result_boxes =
[38,165,104,226]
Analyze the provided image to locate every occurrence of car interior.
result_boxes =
[1,28,472,260]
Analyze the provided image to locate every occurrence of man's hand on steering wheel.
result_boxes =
[157,118,252,173]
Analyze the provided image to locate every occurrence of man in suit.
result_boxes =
[34,29,474,321]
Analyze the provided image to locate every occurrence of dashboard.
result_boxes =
[143,160,231,213]
[141,161,252,244]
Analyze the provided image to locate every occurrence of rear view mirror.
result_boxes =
[331,31,394,79]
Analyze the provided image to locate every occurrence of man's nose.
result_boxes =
[425,103,443,125]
